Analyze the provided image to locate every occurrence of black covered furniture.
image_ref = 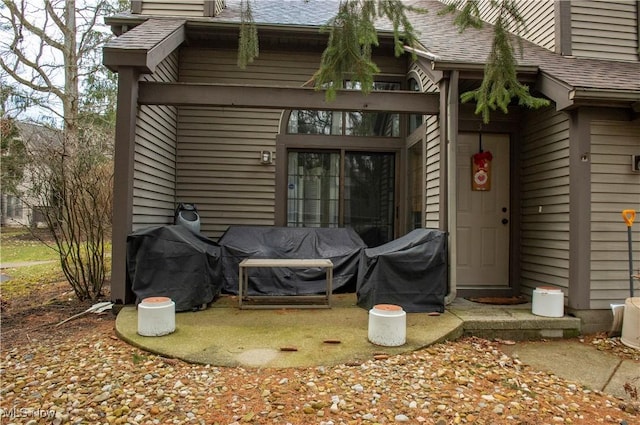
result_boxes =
[219,226,366,296]
[356,228,448,313]
[127,225,222,311]
[125,225,449,313]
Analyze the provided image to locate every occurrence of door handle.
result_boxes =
[501,218,509,225]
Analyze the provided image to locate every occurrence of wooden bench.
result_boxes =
[238,258,334,309]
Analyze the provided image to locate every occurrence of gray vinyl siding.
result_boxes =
[424,79,441,229]
[425,114,441,229]
[478,0,555,51]
[177,48,320,240]
[132,51,179,230]
[178,48,406,240]
[442,0,556,51]
[519,107,571,297]
[571,0,639,61]
[589,120,640,309]
[140,1,204,16]
[408,62,441,229]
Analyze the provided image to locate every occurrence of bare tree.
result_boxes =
[1,0,118,300]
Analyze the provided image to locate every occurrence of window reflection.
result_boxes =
[287,81,400,137]
[287,152,340,228]
[287,110,341,135]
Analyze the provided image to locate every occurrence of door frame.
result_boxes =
[275,134,406,238]
[449,125,522,299]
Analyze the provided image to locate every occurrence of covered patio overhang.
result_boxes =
[104,18,441,304]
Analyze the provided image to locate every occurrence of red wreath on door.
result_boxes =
[471,150,493,191]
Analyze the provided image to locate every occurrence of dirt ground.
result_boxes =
[0,279,114,348]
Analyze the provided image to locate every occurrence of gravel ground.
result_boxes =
[1,314,639,425]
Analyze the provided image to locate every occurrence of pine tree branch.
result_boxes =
[443,0,549,123]
[237,0,258,68]
[311,0,425,100]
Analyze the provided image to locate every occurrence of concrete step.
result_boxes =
[447,298,582,340]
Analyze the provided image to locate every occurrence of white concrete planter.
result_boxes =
[137,297,176,337]
[532,287,564,318]
[368,304,406,347]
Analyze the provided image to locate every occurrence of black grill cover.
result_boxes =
[219,226,366,295]
[127,225,222,311]
[356,228,448,313]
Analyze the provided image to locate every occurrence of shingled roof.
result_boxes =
[407,0,640,96]
[105,0,639,105]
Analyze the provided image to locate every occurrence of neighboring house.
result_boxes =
[0,122,50,228]
[103,0,640,332]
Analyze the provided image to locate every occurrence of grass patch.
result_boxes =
[1,227,112,301]
[1,227,58,263]
[0,262,66,299]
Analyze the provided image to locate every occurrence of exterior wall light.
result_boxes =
[632,154,640,173]
[260,150,273,165]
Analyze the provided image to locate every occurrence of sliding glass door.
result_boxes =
[287,150,395,247]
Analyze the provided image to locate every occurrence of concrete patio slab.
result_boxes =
[115,294,463,368]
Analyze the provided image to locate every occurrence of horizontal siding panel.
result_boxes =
[571,1,639,61]
[133,194,176,207]
[459,0,555,50]
[522,175,570,191]
[521,271,569,285]
[592,173,640,185]
[521,262,570,277]
[133,178,175,195]
[522,246,569,260]
[572,28,637,42]
[133,52,178,229]
[176,43,283,241]
[522,238,571,250]
[425,113,440,228]
[140,2,204,16]
[589,120,640,307]
[521,222,570,232]
[133,161,175,185]
[521,230,570,242]
[134,142,175,170]
[522,194,570,207]
[520,107,571,294]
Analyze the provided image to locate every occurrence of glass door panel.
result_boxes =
[287,152,340,227]
[344,152,395,247]
[287,150,396,247]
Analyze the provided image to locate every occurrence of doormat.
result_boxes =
[466,296,528,305]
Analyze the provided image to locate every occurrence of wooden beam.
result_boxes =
[138,82,441,114]
[111,67,140,305]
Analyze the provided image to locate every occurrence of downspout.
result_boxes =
[444,70,460,305]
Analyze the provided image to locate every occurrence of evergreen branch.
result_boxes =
[445,0,548,123]
[439,0,483,32]
[237,0,258,68]
[312,0,425,101]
